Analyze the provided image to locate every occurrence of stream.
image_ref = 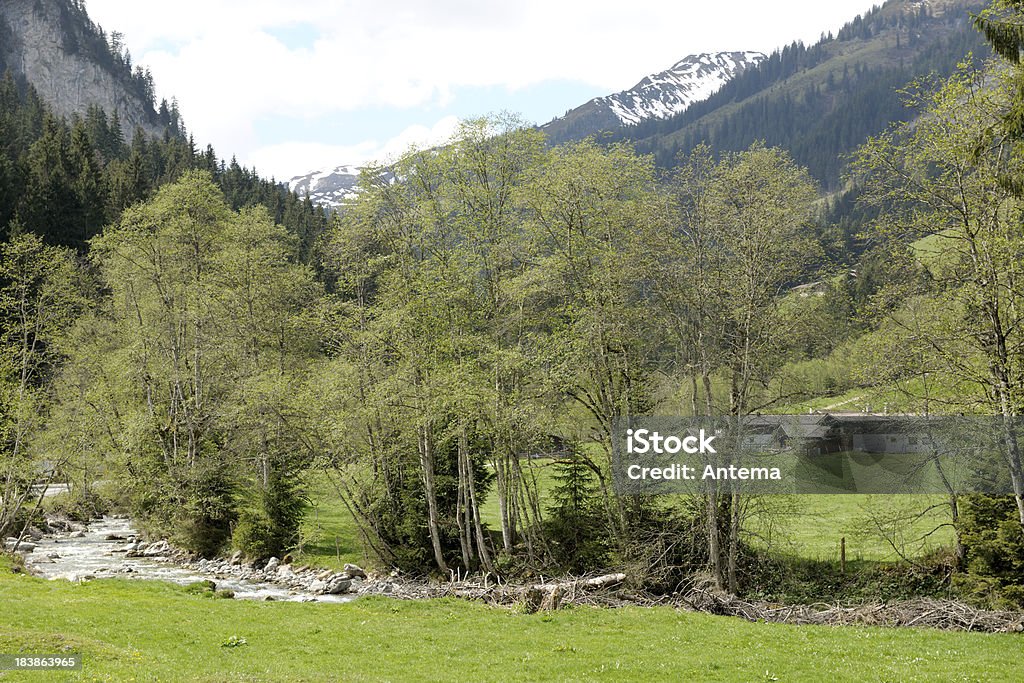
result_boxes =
[21,517,355,603]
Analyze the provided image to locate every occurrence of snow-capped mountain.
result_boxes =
[291,51,764,207]
[542,51,765,145]
[287,164,363,209]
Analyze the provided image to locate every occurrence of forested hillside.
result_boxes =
[0,0,326,254]
[610,0,990,188]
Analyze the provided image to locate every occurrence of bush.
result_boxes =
[231,475,306,560]
[955,495,1024,608]
[45,486,109,522]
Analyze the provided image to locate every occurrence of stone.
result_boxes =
[46,518,71,533]
[326,578,352,595]
[264,557,280,572]
[4,538,35,552]
[142,540,171,557]
[308,579,328,594]
[69,530,85,538]
[229,550,244,566]
[343,563,368,579]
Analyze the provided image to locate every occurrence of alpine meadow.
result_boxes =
[2,0,1024,681]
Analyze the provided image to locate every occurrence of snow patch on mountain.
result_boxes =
[600,51,766,126]
[287,164,363,208]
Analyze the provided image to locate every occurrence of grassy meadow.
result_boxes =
[1,556,1020,682]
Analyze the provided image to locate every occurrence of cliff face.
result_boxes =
[0,0,160,140]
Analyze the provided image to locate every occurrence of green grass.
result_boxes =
[292,474,367,571]
[745,494,955,562]
[1,557,1020,682]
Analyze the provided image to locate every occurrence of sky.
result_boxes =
[83,1,883,182]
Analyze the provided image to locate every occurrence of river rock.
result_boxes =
[142,540,171,557]
[276,564,294,580]
[4,538,35,552]
[68,530,85,538]
[45,517,71,532]
[326,577,352,595]
[308,579,328,594]
[315,569,334,581]
[343,563,367,579]
[229,550,244,566]
[264,557,280,572]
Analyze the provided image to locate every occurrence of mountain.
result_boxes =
[612,0,990,189]
[541,51,765,146]
[289,0,987,208]
[287,165,363,209]
[290,51,764,207]
[0,0,163,140]
[0,0,327,255]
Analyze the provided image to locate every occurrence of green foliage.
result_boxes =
[544,452,608,572]
[956,495,1024,606]
[0,232,83,536]
[0,71,326,255]
[232,474,308,560]
[55,171,321,557]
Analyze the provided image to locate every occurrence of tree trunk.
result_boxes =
[418,425,449,573]
[728,492,740,594]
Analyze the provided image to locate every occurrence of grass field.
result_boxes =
[293,474,367,571]
[1,556,1020,682]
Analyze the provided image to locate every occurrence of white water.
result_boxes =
[23,517,354,603]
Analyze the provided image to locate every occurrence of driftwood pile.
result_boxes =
[677,583,1024,633]
[357,572,630,610]
[358,571,1024,633]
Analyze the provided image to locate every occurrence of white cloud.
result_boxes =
[81,1,882,176]
[85,1,882,108]
[247,115,462,180]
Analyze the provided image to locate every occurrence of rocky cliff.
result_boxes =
[0,0,161,140]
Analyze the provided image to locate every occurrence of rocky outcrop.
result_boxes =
[0,0,161,140]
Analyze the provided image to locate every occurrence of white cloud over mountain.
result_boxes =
[83,1,880,179]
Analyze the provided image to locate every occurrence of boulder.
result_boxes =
[229,550,244,566]
[326,577,352,595]
[142,540,171,557]
[308,579,328,594]
[45,518,71,533]
[343,563,367,579]
[264,557,280,572]
[4,538,35,552]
